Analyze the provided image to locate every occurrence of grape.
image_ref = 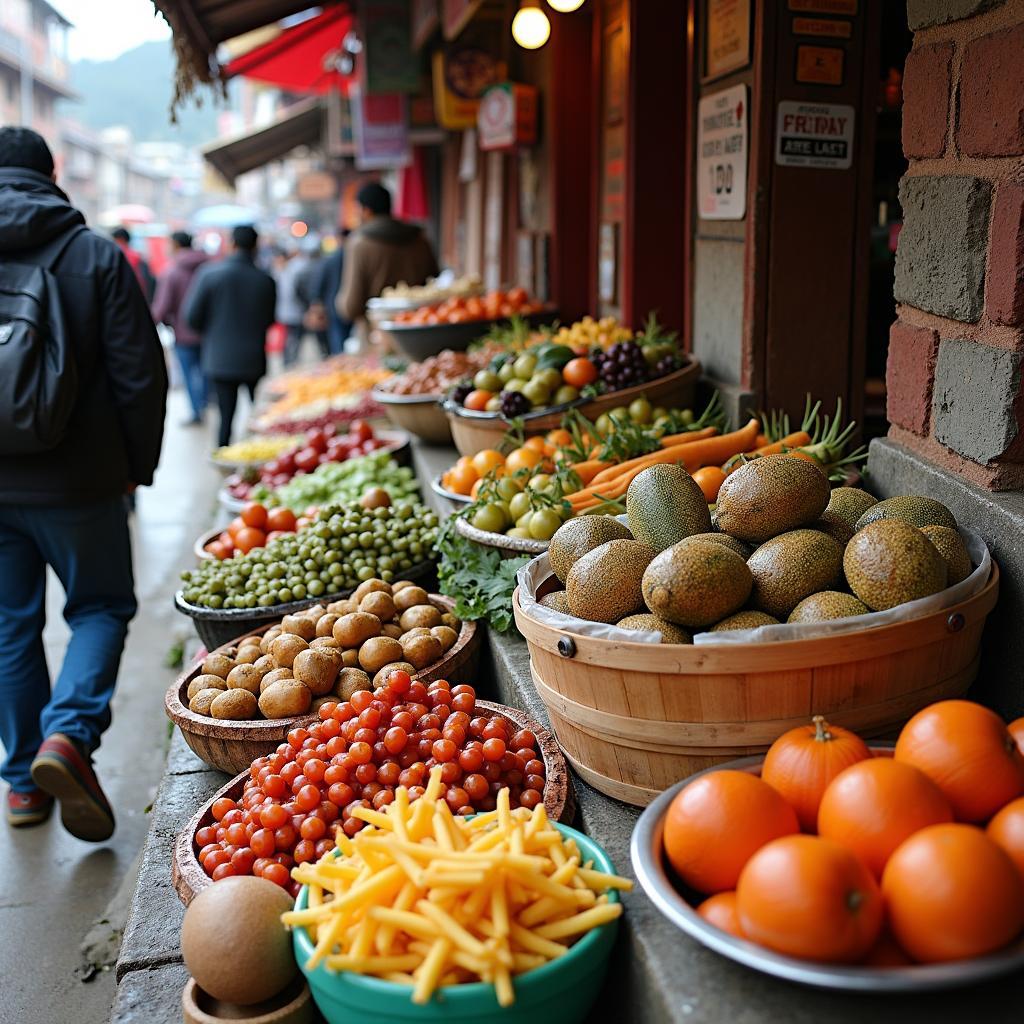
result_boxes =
[499,391,530,418]
[450,382,473,406]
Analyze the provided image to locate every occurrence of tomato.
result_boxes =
[226,517,248,540]
[507,287,529,307]
[348,420,373,444]
[233,527,266,554]
[562,357,598,389]
[211,797,236,821]
[240,502,268,529]
[463,389,495,412]
[262,862,290,888]
[266,507,298,532]
[206,541,232,560]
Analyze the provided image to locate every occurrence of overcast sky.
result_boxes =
[51,0,172,62]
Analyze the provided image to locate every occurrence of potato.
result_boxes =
[270,633,308,669]
[293,649,340,696]
[372,661,416,688]
[315,613,340,638]
[401,633,443,670]
[253,654,275,676]
[259,626,282,654]
[394,586,429,613]
[210,688,258,721]
[305,604,327,619]
[310,636,341,652]
[400,627,431,640]
[440,612,459,630]
[327,598,356,615]
[358,636,404,673]
[226,663,263,695]
[359,591,396,622]
[260,668,293,693]
[188,688,224,715]
[341,649,360,668]
[354,578,392,603]
[280,613,317,641]
[333,612,381,648]
[399,605,442,631]
[233,644,261,665]
[258,680,313,720]
[201,653,235,679]
[187,674,226,701]
[430,625,459,653]
[380,623,404,640]
[335,667,372,701]
[391,580,415,593]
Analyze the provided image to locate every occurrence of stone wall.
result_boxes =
[886,0,1024,491]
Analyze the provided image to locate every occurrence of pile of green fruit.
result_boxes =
[539,456,972,643]
[466,469,575,543]
[180,501,440,609]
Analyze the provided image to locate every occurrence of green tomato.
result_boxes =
[495,476,522,500]
[508,491,531,520]
[498,361,516,383]
[553,385,579,405]
[516,510,534,531]
[485,397,503,412]
[679,408,695,426]
[522,379,550,406]
[506,527,532,539]
[652,406,668,421]
[472,503,508,533]
[503,377,527,394]
[512,354,537,379]
[528,473,552,492]
[474,369,502,392]
[529,509,562,541]
[609,407,631,425]
[595,413,614,436]
[642,345,661,366]
[629,397,652,424]
[537,367,563,390]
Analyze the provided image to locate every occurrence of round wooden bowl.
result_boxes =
[513,561,1000,807]
[182,976,313,1024]
[371,386,452,445]
[455,514,549,558]
[445,358,701,457]
[171,699,574,906]
[194,527,223,562]
[166,594,480,775]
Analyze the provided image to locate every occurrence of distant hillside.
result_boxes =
[63,39,231,146]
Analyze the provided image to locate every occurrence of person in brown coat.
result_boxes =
[337,182,439,344]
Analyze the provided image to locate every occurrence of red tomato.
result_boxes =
[266,507,298,532]
[563,358,598,388]
[464,390,494,412]
[240,502,268,529]
[233,527,266,554]
[293,447,320,473]
[226,516,248,540]
[348,420,373,444]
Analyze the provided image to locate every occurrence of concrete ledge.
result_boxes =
[868,437,1024,717]
[111,963,190,1024]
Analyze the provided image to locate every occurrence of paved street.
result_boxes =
[0,386,227,1024]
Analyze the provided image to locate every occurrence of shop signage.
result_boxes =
[775,100,855,169]
[787,0,857,13]
[412,0,439,50]
[478,82,537,151]
[795,44,844,86]
[696,84,748,220]
[362,0,419,94]
[296,171,337,201]
[705,0,751,80]
[352,89,412,170]
[443,0,484,40]
[432,46,505,129]
[792,16,852,38]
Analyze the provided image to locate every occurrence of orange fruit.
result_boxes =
[546,428,573,448]
[505,447,544,474]
[736,835,883,963]
[761,715,871,833]
[447,462,478,495]
[472,449,505,477]
[894,700,1024,822]
[523,436,548,453]
[463,389,494,411]
[662,770,798,894]
[882,823,1024,963]
[697,891,744,938]
[691,466,727,503]
[987,796,1024,879]
[817,757,953,878]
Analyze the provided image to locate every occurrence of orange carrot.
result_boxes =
[657,426,720,448]
[570,460,612,485]
[754,433,769,448]
[723,430,814,474]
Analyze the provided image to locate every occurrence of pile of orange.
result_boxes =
[393,287,542,326]
[663,701,1024,966]
[441,432,573,497]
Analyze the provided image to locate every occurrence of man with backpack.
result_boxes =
[0,127,167,840]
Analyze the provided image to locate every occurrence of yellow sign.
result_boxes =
[792,16,853,38]
[706,0,751,79]
[788,0,857,13]
[431,48,505,129]
[796,45,844,86]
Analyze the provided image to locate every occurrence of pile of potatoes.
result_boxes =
[185,578,461,721]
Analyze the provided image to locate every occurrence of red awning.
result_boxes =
[224,5,356,96]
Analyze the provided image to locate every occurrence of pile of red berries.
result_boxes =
[193,672,546,893]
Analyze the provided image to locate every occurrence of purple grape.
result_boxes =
[451,383,473,406]
[500,391,530,418]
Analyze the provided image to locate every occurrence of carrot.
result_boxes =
[754,433,769,448]
[723,430,814,474]
[657,426,720,448]
[570,460,612,485]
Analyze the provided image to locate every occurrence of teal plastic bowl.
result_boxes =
[292,822,620,1024]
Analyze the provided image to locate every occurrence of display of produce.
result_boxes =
[224,421,391,502]
[183,581,462,722]
[180,499,439,609]
[192,674,549,891]
[391,287,542,326]
[212,435,302,466]
[373,347,499,397]
[286,772,630,1007]
[203,502,299,560]
[658,701,1024,968]
[378,273,483,305]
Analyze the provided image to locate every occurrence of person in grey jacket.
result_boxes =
[184,225,276,447]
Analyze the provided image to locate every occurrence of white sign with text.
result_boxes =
[697,84,748,220]
[775,101,855,169]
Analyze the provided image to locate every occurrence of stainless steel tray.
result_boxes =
[630,750,1024,992]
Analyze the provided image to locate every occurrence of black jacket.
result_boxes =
[0,168,167,505]
[184,252,276,382]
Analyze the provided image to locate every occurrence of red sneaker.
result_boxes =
[6,788,54,827]
[31,733,115,842]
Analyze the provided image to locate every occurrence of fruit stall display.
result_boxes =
[199,502,300,560]
[210,434,302,471]
[631,701,1024,986]
[388,287,544,326]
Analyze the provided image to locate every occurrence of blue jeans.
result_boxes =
[0,499,137,791]
[175,342,207,419]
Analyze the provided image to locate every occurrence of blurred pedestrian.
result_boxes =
[274,244,310,367]
[296,238,330,360]
[185,225,276,448]
[338,183,438,347]
[0,127,167,839]
[313,228,352,355]
[152,230,208,425]
[112,226,156,302]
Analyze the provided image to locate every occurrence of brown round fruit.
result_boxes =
[333,611,382,648]
[226,663,263,695]
[394,586,429,613]
[187,674,227,701]
[269,633,308,669]
[258,679,313,719]
[210,688,258,720]
[360,591,397,621]
[358,636,405,673]
[399,604,443,631]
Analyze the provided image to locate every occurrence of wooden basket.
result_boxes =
[372,386,453,445]
[171,700,575,905]
[446,358,700,457]
[165,594,479,775]
[513,562,1000,807]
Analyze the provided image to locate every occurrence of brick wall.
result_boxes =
[888,0,1024,491]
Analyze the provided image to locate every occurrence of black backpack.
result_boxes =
[0,225,85,454]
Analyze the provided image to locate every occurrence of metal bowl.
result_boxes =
[629,749,1024,992]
